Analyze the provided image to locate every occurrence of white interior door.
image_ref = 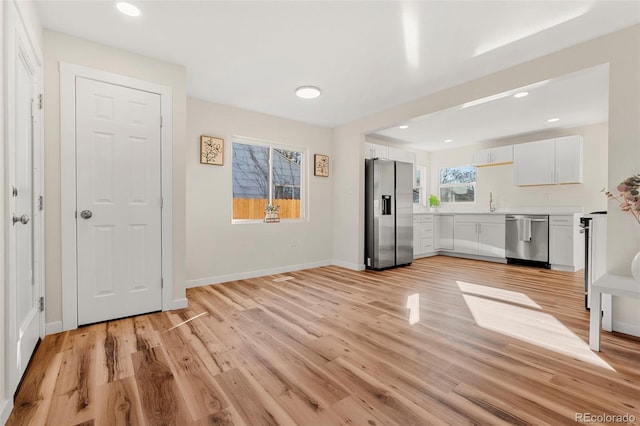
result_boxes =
[7,16,41,384]
[75,77,162,325]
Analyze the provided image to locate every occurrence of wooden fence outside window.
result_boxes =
[233,198,301,220]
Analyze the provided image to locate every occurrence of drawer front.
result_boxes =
[550,215,574,226]
[414,214,433,223]
[454,214,505,224]
[421,227,433,238]
[421,237,434,252]
[413,215,427,223]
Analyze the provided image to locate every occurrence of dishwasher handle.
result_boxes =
[506,217,548,222]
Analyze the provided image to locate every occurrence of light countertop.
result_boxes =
[413,207,583,216]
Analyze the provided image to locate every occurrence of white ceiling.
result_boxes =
[36,1,640,128]
[371,64,610,151]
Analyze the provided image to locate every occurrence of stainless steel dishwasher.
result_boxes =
[505,215,550,267]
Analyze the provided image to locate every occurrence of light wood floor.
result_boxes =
[8,256,640,425]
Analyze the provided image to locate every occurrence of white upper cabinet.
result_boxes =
[471,149,491,167]
[513,139,556,185]
[491,145,514,165]
[555,135,583,184]
[364,142,389,159]
[472,149,491,166]
[472,145,513,167]
[387,146,405,162]
[364,142,415,164]
[513,136,582,186]
[403,150,417,164]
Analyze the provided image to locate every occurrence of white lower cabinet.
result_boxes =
[478,222,506,257]
[453,215,506,258]
[434,214,454,250]
[454,222,478,255]
[415,213,580,269]
[413,214,435,258]
[549,214,584,271]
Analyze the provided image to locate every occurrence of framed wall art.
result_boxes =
[200,135,224,165]
[314,154,329,177]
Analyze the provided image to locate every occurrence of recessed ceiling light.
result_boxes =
[399,125,409,129]
[513,91,529,98]
[547,118,560,123]
[444,139,453,143]
[116,2,141,17]
[295,86,321,99]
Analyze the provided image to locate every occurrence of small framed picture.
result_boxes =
[314,154,329,177]
[200,135,224,166]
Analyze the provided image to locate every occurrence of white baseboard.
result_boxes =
[166,298,188,310]
[45,321,63,335]
[414,252,438,260]
[186,259,333,288]
[551,264,580,272]
[331,259,365,271]
[1,397,13,425]
[439,251,507,264]
[612,320,640,338]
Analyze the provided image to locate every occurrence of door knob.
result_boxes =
[80,210,93,219]
[12,214,30,225]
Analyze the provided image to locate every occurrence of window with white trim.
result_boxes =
[439,166,476,203]
[232,139,305,220]
[413,166,427,204]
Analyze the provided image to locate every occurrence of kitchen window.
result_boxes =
[414,166,427,204]
[232,138,305,221]
[439,166,476,203]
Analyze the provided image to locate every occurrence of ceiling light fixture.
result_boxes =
[513,91,529,98]
[399,125,409,129]
[547,118,560,123]
[295,86,321,99]
[444,139,453,143]
[116,2,141,17]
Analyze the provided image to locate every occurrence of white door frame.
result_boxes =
[60,63,174,331]
[3,0,45,403]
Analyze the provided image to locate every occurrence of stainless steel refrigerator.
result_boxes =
[365,159,413,270]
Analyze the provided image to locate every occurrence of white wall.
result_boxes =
[429,122,608,214]
[332,24,640,334]
[605,26,640,335]
[185,97,334,285]
[42,30,187,324]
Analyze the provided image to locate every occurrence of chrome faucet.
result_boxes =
[489,192,496,212]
